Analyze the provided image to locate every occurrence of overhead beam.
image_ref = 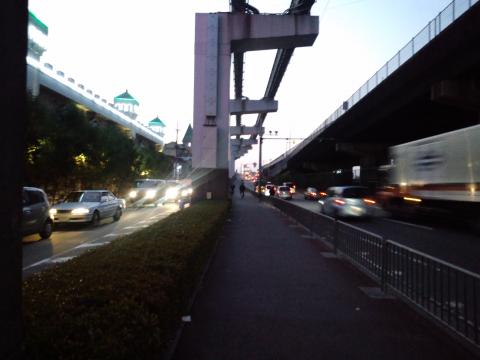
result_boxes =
[230,14,319,52]
[230,125,264,136]
[230,138,258,147]
[230,99,278,115]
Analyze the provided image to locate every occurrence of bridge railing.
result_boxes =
[257,193,480,353]
[266,0,479,168]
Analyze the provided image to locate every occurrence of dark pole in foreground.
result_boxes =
[0,1,28,359]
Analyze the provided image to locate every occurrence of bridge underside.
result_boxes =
[266,2,480,189]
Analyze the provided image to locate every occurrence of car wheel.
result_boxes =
[39,219,53,239]
[113,208,122,221]
[91,211,100,226]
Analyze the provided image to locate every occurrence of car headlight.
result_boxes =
[181,189,190,197]
[146,189,157,199]
[71,208,90,215]
[49,208,57,216]
[165,187,179,200]
[129,190,138,198]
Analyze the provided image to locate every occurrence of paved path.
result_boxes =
[173,190,477,360]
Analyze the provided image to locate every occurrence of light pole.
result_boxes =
[257,130,305,193]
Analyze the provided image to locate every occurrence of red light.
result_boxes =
[363,198,376,205]
[320,192,327,196]
[334,199,346,205]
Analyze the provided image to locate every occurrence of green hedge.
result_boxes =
[23,200,230,360]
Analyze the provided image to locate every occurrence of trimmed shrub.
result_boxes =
[23,200,229,360]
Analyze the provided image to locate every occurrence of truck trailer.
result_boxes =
[378,124,480,228]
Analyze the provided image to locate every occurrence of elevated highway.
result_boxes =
[26,57,164,147]
[264,0,480,188]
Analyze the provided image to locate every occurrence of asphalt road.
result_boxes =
[286,191,480,274]
[22,203,179,278]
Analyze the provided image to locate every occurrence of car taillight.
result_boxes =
[312,192,317,196]
[363,198,376,205]
[320,192,327,196]
[334,198,346,205]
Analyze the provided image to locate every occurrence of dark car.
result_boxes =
[304,187,320,200]
[127,179,167,206]
[22,186,53,239]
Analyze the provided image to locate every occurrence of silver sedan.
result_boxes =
[50,190,123,225]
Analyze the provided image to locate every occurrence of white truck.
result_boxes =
[378,124,480,227]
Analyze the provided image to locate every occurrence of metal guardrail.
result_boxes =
[266,0,480,168]
[255,192,480,352]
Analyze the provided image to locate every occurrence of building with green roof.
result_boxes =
[28,11,48,60]
[182,124,193,147]
[113,90,139,120]
[148,116,166,138]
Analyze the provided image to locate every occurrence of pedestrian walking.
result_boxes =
[230,183,235,196]
[239,181,246,199]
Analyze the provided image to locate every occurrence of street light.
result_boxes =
[257,130,305,193]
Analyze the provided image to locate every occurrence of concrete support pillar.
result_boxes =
[0,1,27,359]
[26,65,40,96]
[192,14,231,201]
[192,12,318,200]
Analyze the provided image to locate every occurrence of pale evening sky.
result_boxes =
[28,0,453,170]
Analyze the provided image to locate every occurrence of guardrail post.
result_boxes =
[381,238,389,294]
[333,220,339,254]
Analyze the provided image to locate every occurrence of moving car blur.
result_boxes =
[304,187,322,200]
[163,182,193,204]
[50,190,123,225]
[283,182,296,194]
[318,186,379,218]
[127,179,166,206]
[22,186,53,240]
[277,185,292,200]
[264,183,276,196]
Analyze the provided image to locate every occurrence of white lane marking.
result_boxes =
[122,225,149,230]
[182,315,192,323]
[23,259,49,270]
[51,256,76,264]
[102,232,133,238]
[75,242,109,249]
[23,207,172,271]
[382,218,434,231]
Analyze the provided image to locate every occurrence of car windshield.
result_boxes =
[135,180,162,188]
[65,191,101,203]
[342,187,370,198]
[279,186,289,191]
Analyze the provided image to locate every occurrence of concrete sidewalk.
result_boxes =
[172,190,476,360]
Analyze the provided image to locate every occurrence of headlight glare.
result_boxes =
[129,190,138,198]
[146,189,157,199]
[165,187,179,200]
[71,208,90,215]
[49,208,57,216]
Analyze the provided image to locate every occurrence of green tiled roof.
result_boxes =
[29,11,48,35]
[114,90,139,105]
[182,124,193,144]
[149,116,166,127]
